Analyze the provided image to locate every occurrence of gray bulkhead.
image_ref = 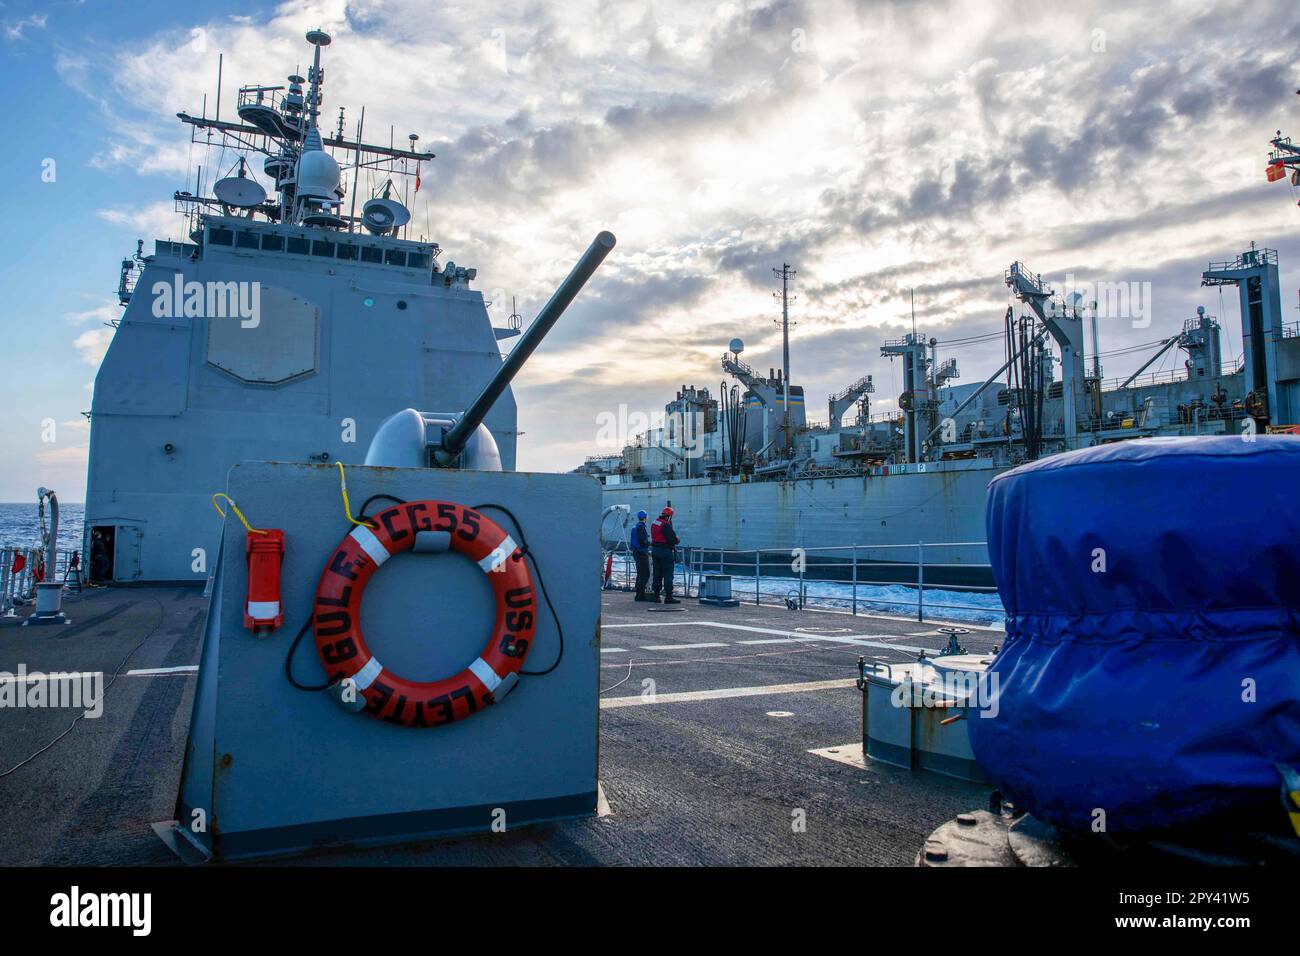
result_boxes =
[85,217,515,582]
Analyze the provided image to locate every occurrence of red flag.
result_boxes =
[11,554,25,574]
[1266,160,1286,182]
[414,165,422,193]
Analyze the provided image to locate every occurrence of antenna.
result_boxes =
[348,106,366,232]
[772,263,797,458]
[405,133,419,237]
[173,31,436,230]
[361,197,410,235]
[304,28,331,132]
[214,157,267,208]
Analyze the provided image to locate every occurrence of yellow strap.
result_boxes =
[211,493,268,535]
[336,462,376,528]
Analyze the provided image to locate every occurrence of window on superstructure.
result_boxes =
[407,252,430,269]
[336,244,358,261]
[236,231,259,250]
[287,237,309,255]
[261,234,285,252]
[361,246,383,264]
[385,249,407,267]
[209,227,234,246]
[312,240,335,257]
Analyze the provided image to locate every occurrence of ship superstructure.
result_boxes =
[85,31,522,582]
[583,248,1300,579]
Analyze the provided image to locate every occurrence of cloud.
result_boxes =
[4,13,47,41]
[45,0,1300,476]
[65,302,122,327]
[73,328,114,367]
[97,202,188,242]
[35,444,89,468]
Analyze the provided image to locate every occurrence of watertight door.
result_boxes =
[114,525,143,582]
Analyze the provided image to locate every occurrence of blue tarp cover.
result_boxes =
[969,436,1300,833]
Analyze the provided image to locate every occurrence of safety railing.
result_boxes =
[1,546,81,617]
[602,540,1000,624]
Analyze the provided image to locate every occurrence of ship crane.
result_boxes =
[881,334,930,463]
[721,352,786,458]
[1116,334,1181,389]
[933,357,959,387]
[828,374,874,430]
[1114,311,1222,391]
[1202,246,1285,423]
[922,320,1051,453]
[1006,262,1088,446]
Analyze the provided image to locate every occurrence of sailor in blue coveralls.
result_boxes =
[630,510,651,601]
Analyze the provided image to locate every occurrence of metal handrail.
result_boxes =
[602,540,1000,624]
[1,546,80,616]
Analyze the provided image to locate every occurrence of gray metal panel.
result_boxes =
[205,285,319,385]
[86,248,518,582]
[176,461,600,858]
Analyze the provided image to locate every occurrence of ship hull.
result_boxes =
[602,460,1004,588]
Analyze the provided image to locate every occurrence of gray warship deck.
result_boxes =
[0,586,999,866]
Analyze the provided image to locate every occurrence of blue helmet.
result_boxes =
[636,510,647,520]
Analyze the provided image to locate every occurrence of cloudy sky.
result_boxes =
[2,0,1298,500]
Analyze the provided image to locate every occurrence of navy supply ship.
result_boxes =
[85,28,525,584]
[584,246,1300,585]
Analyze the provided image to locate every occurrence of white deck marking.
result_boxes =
[126,665,200,677]
[599,648,628,654]
[687,621,935,654]
[734,638,804,645]
[0,665,199,684]
[639,642,730,651]
[602,622,698,629]
[600,678,858,708]
[606,619,934,652]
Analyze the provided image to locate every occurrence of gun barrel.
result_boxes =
[442,230,617,457]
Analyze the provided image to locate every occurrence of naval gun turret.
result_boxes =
[168,230,617,862]
[364,231,617,470]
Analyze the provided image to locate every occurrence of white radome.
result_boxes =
[297,149,341,199]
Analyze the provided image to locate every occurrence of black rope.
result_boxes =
[473,502,564,676]
[285,614,335,692]
[356,493,406,519]
[285,496,563,691]
[285,495,407,692]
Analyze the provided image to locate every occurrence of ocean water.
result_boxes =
[606,556,1006,626]
[0,502,86,555]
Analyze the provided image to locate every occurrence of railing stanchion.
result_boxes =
[851,544,857,617]
[917,540,925,622]
[798,551,805,609]
[755,551,760,606]
[1,548,10,614]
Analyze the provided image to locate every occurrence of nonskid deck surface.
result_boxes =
[0,587,1000,866]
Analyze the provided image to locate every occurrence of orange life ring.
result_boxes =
[312,500,536,727]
